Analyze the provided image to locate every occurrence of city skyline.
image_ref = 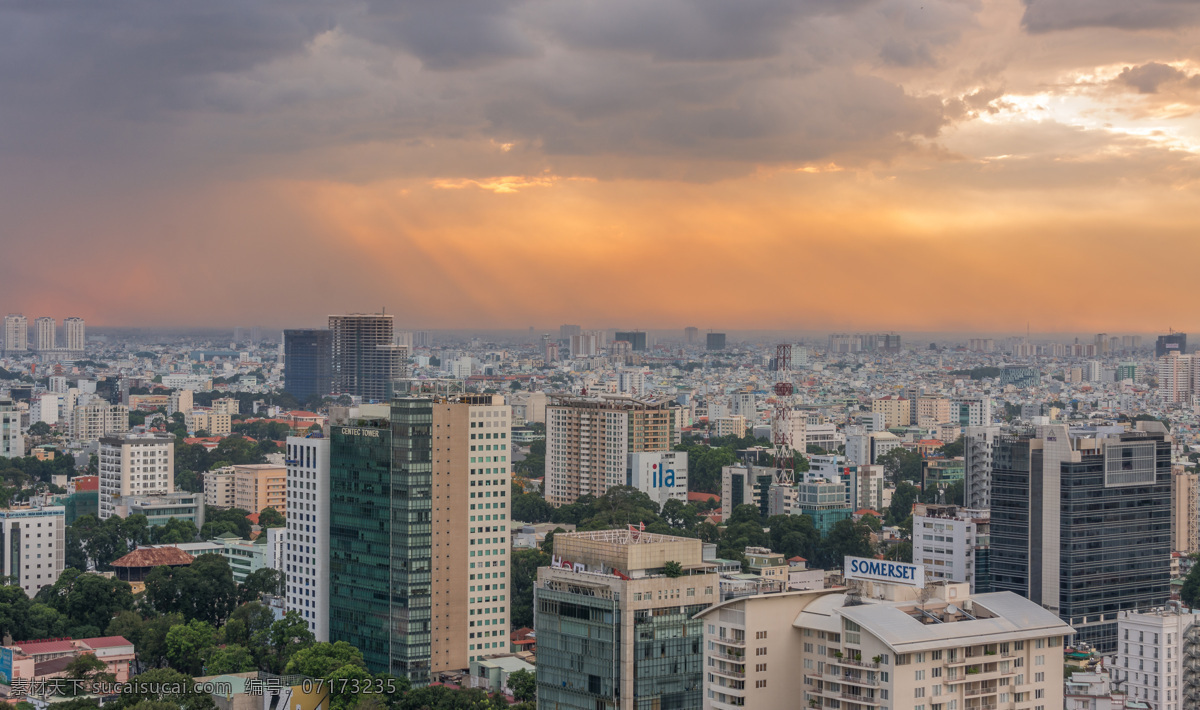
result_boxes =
[3,1,1200,330]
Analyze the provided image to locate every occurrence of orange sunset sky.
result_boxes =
[1,0,1199,332]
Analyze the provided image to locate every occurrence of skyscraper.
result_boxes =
[990,423,1172,652]
[34,317,55,351]
[285,435,330,641]
[684,326,698,343]
[283,329,332,401]
[3,314,27,353]
[0,399,24,459]
[613,330,647,352]
[329,314,403,400]
[1156,332,1187,357]
[63,317,85,353]
[329,395,512,682]
[1157,351,1192,404]
[705,332,726,350]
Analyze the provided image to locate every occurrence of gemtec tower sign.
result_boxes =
[844,556,926,587]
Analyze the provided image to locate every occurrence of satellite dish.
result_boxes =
[946,604,959,615]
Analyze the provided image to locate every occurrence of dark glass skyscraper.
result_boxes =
[329,398,433,682]
[705,332,726,350]
[991,424,1172,653]
[283,329,332,401]
[1155,332,1187,357]
[613,331,647,352]
[329,313,405,401]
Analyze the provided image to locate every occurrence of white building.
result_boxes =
[913,502,991,592]
[63,317,85,352]
[161,374,212,391]
[99,433,174,520]
[285,435,330,642]
[618,368,647,396]
[731,392,755,418]
[3,314,27,352]
[204,467,237,508]
[48,376,68,394]
[72,401,130,442]
[953,396,993,427]
[0,399,24,459]
[628,451,688,507]
[34,317,56,351]
[0,505,66,596]
[1114,607,1200,710]
[698,581,1074,710]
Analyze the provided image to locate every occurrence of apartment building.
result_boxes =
[98,433,174,520]
[204,467,237,509]
[545,395,677,506]
[0,505,66,596]
[285,435,330,641]
[0,399,23,459]
[232,463,286,514]
[913,502,991,593]
[871,396,910,429]
[1114,607,1200,710]
[72,401,130,442]
[698,582,1073,710]
[186,409,231,436]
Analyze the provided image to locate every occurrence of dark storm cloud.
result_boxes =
[1021,0,1200,33]
[1116,63,1200,94]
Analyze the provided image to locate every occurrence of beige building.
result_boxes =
[714,415,747,439]
[545,395,678,506]
[232,463,286,514]
[186,409,231,436]
[871,396,911,429]
[429,394,512,672]
[212,397,241,415]
[167,389,193,416]
[98,433,174,520]
[1172,468,1199,554]
[914,397,952,426]
[699,582,1074,710]
[204,467,237,508]
[535,530,720,710]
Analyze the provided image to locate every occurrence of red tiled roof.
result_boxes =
[80,636,133,649]
[111,547,195,568]
[854,509,882,517]
[788,556,807,562]
[687,492,720,503]
[15,639,74,655]
[246,513,260,524]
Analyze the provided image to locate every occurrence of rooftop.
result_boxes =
[111,546,195,568]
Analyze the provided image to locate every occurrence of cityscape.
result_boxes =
[0,319,1196,710]
[5,1,1200,710]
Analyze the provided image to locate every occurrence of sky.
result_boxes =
[2,0,1200,333]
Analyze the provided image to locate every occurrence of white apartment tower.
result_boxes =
[98,433,175,520]
[63,317,85,352]
[1158,352,1193,405]
[913,502,991,592]
[1115,607,1200,710]
[72,401,130,442]
[0,505,66,596]
[3,314,27,352]
[285,435,330,642]
[0,399,24,459]
[34,317,55,351]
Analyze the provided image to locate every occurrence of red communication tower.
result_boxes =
[772,344,795,485]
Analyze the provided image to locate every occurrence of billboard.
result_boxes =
[628,451,688,506]
[844,556,925,587]
[0,647,12,684]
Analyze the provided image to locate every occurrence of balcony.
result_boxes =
[710,665,746,680]
[836,673,879,688]
[830,656,880,670]
[715,636,746,648]
[712,650,746,663]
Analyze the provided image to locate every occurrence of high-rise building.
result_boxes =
[1115,608,1200,710]
[204,467,237,509]
[3,314,27,353]
[285,435,330,641]
[329,314,401,400]
[569,332,600,358]
[913,502,991,592]
[534,529,718,710]
[546,395,678,506]
[963,425,1001,509]
[284,329,332,402]
[1156,332,1188,357]
[1173,469,1200,555]
[952,396,992,427]
[706,332,727,351]
[34,317,55,351]
[617,368,647,396]
[684,326,699,343]
[697,582,1072,710]
[63,317,85,353]
[0,399,24,459]
[990,423,1172,652]
[614,331,647,352]
[1158,352,1193,404]
[870,395,910,428]
[167,389,193,416]
[71,401,130,443]
[559,324,582,339]
[0,504,66,597]
[329,396,512,682]
[98,433,175,520]
[794,479,850,534]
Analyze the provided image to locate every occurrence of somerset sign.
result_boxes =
[844,556,925,587]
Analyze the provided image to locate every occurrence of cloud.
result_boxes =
[1021,0,1200,33]
[1116,62,1200,94]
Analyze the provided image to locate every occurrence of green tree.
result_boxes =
[938,437,965,458]
[239,568,282,603]
[284,641,366,678]
[264,611,316,673]
[663,561,684,577]
[150,518,198,544]
[818,519,875,568]
[144,554,238,626]
[166,620,218,676]
[887,482,920,526]
[204,644,257,674]
[883,541,913,562]
[63,653,116,696]
[111,668,216,710]
[36,569,134,633]
[511,549,550,628]
[1181,556,1200,608]
[507,669,536,703]
[766,514,819,560]
[877,447,923,486]
[257,507,285,528]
